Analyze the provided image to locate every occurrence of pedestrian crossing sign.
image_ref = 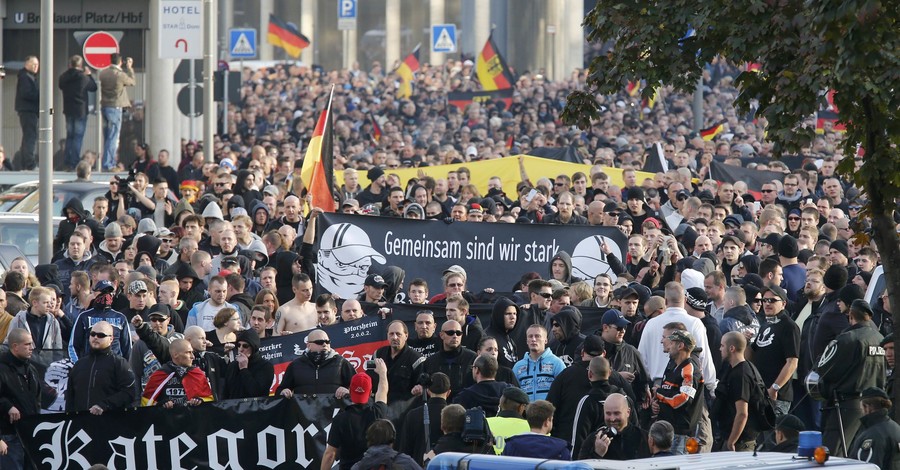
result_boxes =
[229,28,257,59]
[431,24,457,53]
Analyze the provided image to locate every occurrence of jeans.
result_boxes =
[102,106,122,170]
[671,434,688,455]
[17,111,38,170]
[65,115,88,169]
[0,433,25,469]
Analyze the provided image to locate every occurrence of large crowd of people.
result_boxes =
[0,53,898,470]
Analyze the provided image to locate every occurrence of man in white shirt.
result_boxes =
[638,282,716,391]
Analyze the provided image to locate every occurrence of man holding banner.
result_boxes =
[322,362,389,470]
[0,329,41,470]
[278,329,355,399]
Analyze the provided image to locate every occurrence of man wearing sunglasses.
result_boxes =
[277,330,355,399]
[130,307,184,393]
[66,321,136,414]
[751,286,800,418]
[223,328,274,399]
[419,320,478,400]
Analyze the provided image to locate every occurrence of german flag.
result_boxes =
[744,62,762,73]
[626,81,641,97]
[700,122,725,141]
[267,14,309,58]
[396,44,421,99]
[815,110,846,134]
[299,89,336,212]
[506,135,514,150]
[640,87,658,119]
[476,33,515,91]
[368,113,382,144]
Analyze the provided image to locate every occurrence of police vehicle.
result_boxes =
[427,451,880,470]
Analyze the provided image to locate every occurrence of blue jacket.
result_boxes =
[513,348,566,401]
[69,307,132,362]
[502,433,570,460]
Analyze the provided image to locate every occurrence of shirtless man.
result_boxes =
[275,273,317,335]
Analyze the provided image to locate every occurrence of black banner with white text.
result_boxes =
[315,214,628,300]
[18,396,338,470]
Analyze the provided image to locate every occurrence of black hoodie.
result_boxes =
[251,200,271,236]
[548,307,585,366]
[224,329,274,399]
[549,251,583,285]
[173,263,206,322]
[484,297,521,369]
[452,379,511,416]
[53,198,89,253]
[380,266,407,303]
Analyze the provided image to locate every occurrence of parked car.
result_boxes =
[0,243,34,278]
[0,214,63,266]
[7,181,109,216]
[0,181,41,212]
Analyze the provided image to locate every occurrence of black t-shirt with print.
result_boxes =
[752,312,800,402]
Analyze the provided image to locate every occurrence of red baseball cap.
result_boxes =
[349,372,372,404]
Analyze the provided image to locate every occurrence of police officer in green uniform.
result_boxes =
[848,387,900,469]
[815,299,886,457]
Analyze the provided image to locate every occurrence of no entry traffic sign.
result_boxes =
[83,31,120,69]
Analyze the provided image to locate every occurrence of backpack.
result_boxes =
[461,407,494,449]
[746,362,777,431]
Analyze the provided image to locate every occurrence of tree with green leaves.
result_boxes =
[564,0,900,416]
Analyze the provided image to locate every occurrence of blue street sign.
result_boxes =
[229,28,257,59]
[338,0,357,19]
[431,24,457,53]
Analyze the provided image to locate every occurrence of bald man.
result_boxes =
[419,320,478,399]
[266,194,305,235]
[341,299,364,322]
[0,329,40,469]
[579,393,651,460]
[66,321,136,414]
[277,329,355,398]
[142,338,214,407]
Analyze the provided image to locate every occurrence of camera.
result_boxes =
[365,359,376,370]
[597,426,618,440]
[114,168,138,196]
[417,373,433,388]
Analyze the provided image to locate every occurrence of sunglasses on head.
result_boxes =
[90,332,111,338]
[309,339,331,345]
[442,330,464,336]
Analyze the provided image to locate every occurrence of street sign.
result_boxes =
[431,24,457,53]
[177,85,203,117]
[82,31,119,69]
[173,59,203,83]
[338,0,357,30]
[229,28,257,58]
[158,0,203,59]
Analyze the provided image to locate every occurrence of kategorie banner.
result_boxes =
[315,213,628,301]
[18,396,338,470]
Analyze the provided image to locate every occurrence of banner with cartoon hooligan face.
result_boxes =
[316,213,627,299]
